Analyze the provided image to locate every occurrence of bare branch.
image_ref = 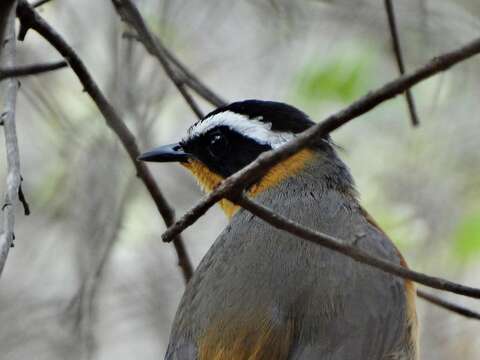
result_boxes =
[0,1,21,276]
[234,194,480,299]
[111,0,204,119]
[162,35,480,243]
[112,0,226,107]
[18,182,30,215]
[417,290,480,320]
[384,0,419,126]
[0,1,17,50]
[31,0,52,8]
[161,45,227,108]
[16,0,193,282]
[0,60,67,80]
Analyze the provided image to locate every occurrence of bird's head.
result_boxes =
[139,100,334,217]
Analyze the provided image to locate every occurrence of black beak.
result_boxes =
[137,143,190,163]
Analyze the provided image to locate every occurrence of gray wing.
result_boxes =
[248,185,415,360]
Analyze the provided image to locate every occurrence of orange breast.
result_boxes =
[182,149,315,218]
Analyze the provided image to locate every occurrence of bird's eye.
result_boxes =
[208,132,229,159]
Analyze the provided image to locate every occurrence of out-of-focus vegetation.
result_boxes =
[1,1,480,359]
[453,211,480,263]
[293,47,372,104]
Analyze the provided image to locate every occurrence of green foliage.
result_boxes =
[453,212,480,262]
[293,49,372,104]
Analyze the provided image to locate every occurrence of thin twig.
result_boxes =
[31,0,52,8]
[16,0,194,282]
[417,290,480,320]
[18,183,30,215]
[0,1,17,50]
[0,59,67,80]
[162,35,480,243]
[234,194,480,299]
[121,30,226,108]
[111,0,204,119]
[0,1,21,276]
[161,45,226,108]
[384,0,420,126]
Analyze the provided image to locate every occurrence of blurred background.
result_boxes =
[1,0,480,359]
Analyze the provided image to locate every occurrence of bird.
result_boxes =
[138,100,418,360]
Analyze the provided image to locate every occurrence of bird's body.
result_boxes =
[139,100,418,360]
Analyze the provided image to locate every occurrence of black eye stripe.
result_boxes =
[182,126,271,177]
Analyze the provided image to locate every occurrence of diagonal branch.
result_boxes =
[112,0,226,111]
[384,0,419,126]
[111,0,204,119]
[0,1,21,276]
[0,59,67,80]
[16,0,193,282]
[234,194,480,299]
[417,289,480,320]
[31,0,52,8]
[162,35,480,243]
[161,44,226,108]
[0,1,17,50]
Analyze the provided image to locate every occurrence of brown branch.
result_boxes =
[18,182,30,215]
[121,30,225,108]
[0,1,21,276]
[417,290,480,320]
[16,0,193,282]
[112,0,226,107]
[384,0,419,126]
[162,35,480,243]
[31,0,52,8]
[0,59,67,80]
[0,1,17,50]
[161,45,227,108]
[234,194,480,299]
[111,0,204,119]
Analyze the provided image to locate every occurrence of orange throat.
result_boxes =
[181,149,315,218]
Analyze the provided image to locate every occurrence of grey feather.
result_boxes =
[166,150,417,360]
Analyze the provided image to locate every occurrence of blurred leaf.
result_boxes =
[293,49,372,104]
[453,212,480,262]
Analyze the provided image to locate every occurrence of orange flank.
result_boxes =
[198,314,294,360]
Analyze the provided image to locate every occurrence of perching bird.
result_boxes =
[139,100,418,360]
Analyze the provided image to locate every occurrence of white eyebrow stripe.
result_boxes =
[187,111,295,148]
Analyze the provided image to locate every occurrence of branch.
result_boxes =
[384,0,419,126]
[16,0,193,283]
[162,35,480,243]
[111,0,204,119]
[0,1,21,276]
[0,59,67,80]
[234,194,480,299]
[112,0,226,107]
[18,182,30,215]
[31,0,52,8]
[0,1,17,51]
[417,290,480,320]
[161,44,226,108]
